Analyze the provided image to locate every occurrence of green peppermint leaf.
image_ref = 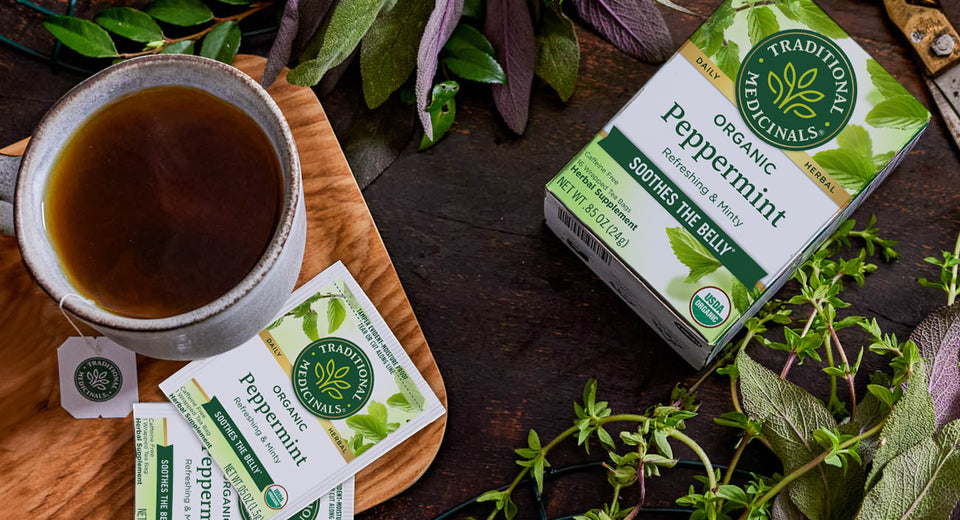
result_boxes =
[445,24,495,56]
[528,429,541,450]
[161,40,195,54]
[345,413,388,442]
[353,442,373,456]
[535,5,578,101]
[872,151,896,170]
[418,81,459,150]
[777,0,846,39]
[360,0,432,109]
[288,0,391,86]
[386,392,416,411]
[693,1,734,57]
[95,8,163,43]
[368,400,388,423]
[731,278,751,314]
[218,0,252,5]
[813,148,876,193]
[666,227,721,283]
[747,6,779,46]
[865,95,930,132]
[867,59,908,100]
[715,40,741,80]
[855,419,960,520]
[267,315,285,330]
[327,298,346,333]
[836,124,872,158]
[443,47,506,83]
[199,21,241,64]
[302,309,320,341]
[43,15,118,58]
[146,0,213,26]
[866,368,935,490]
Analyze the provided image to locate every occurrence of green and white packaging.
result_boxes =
[133,402,354,520]
[545,0,930,368]
[159,261,444,520]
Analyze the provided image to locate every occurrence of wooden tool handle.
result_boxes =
[885,0,960,76]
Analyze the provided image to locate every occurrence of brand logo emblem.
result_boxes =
[736,29,856,150]
[292,338,373,420]
[689,287,731,328]
[73,357,122,402]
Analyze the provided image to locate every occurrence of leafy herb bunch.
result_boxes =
[468,218,960,520]
[42,0,272,65]
[43,0,680,151]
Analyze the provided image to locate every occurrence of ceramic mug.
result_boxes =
[0,54,306,360]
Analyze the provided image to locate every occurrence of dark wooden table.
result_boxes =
[2,0,959,518]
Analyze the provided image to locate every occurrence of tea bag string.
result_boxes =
[59,294,100,354]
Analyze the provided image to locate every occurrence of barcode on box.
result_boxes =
[557,206,612,266]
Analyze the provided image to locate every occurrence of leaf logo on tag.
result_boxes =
[292,338,373,420]
[73,357,123,402]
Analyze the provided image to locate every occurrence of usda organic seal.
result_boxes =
[292,338,373,420]
[73,357,122,402]
[736,29,856,150]
[689,287,731,328]
[241,498,320,520]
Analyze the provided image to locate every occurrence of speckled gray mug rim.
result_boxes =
[15,54,301,333]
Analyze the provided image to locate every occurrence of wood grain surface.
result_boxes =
[4,1,960,519]
[0,54,447,517]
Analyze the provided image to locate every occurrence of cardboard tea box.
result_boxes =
[545,0,930,367]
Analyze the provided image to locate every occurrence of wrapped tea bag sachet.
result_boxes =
[160,261,444,520]
[544,0,930,368]
[134,403,354,520]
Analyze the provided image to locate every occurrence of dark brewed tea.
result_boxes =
[45,86,283,319]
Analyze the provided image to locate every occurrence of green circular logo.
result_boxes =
[292,338,373,420]
[264,484,288,510]
[736,29,856,150]
[689,287,731,328]
[73,357,122,402]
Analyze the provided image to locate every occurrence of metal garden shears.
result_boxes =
[885,0,960,149]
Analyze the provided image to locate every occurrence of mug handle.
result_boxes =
[0,153,21,236]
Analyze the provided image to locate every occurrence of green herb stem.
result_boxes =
[729,375,743,415]
[116,2,273,59]
[484,415,653,520]
[754,420,885,508]
[826,322,857,418]
[949,230,960,305]
[824,331,839,410]
[721,434,752,486]
[780,308,817,379]
[734,0,776,11]
[669,430,717,490]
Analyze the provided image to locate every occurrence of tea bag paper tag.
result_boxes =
[58,337,138,419]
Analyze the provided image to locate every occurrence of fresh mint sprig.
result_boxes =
[468,217,960,520]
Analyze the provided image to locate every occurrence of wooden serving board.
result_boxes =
[0,55,447,517]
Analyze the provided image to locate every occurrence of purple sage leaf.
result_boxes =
[485,0,535,134]
[571,0,673,63]
[909,304,960,427]
[416,0,464,140]
[262,0,336,87]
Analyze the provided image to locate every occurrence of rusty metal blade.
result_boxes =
[927,70,960,150]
